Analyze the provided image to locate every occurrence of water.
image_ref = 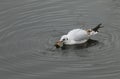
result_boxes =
[0,0,120,79]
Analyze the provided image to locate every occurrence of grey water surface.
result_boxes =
[0,0,120,79]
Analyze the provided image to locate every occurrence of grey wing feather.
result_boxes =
[67,29,88,41]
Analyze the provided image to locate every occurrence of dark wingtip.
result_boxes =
[92,23,104,32]
[97,23,102,27]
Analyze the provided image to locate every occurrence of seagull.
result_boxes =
[55,23,103,48]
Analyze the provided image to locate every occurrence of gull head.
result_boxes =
[55,35,68,48]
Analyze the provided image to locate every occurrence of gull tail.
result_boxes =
[92,23,104,32]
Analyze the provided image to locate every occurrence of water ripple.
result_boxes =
[0,0,120,79]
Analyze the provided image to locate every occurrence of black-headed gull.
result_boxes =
[55,23,103,48]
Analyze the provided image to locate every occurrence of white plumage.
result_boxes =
[55,23,103,48]
[60,29,97,45]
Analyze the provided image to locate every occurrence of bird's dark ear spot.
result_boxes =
[63,39,65,41]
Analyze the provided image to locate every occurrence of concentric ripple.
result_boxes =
[0,0,120,79]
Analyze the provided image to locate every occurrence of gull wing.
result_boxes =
[67,29,89,41]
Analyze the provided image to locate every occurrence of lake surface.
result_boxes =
[0,0,120,79]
